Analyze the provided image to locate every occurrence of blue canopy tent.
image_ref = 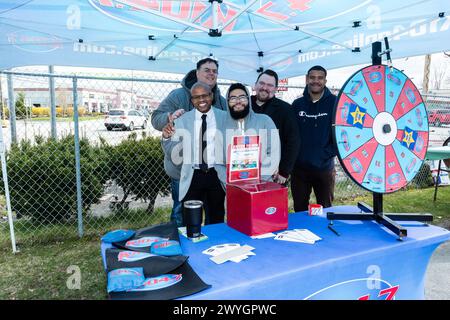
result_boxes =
[0,0,450,82]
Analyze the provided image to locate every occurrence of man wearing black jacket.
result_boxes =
[291,65,337,212]
[251,69,300,185]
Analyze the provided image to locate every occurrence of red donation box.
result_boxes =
[226,135,288,236]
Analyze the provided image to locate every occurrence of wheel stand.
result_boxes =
[327,193,433,240]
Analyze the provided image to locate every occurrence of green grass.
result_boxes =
[0,235,106,300]
[0,207,171,300]
[0,187,449,300]
[0,207,172,247]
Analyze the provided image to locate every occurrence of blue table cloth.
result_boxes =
[177,206,450,300]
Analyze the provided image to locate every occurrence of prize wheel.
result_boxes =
[334,64,429,194]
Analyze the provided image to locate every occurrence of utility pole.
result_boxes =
[0,74,3,120]
[49,65,57,139]
[423,54,431,95]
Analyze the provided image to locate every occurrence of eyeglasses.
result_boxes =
[200,68,218,74]
[191,93,211,101]
[257,81,275,89]
[228,95,248,104]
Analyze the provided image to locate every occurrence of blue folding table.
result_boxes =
[178,205,450,300]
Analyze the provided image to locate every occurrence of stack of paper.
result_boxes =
[274,229,322,244]
[202,243,255,264]
[250,233,276,239]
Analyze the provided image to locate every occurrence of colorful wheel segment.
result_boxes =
[334,65,429,194]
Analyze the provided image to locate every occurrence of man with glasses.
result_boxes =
[151,58,227,227]
[161,82,227,225]
[291,65,337,212]
[215,83,280,184]
[251,69,300,186]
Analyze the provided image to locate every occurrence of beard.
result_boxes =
[229,104,250,120]
[256,89,274,103]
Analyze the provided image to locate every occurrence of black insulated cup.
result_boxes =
[183,200,203,238]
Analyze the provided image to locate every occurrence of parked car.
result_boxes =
[140,109,151,120]
[104,109,147,131]
[428,108,450,127]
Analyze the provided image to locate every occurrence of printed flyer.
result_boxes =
[228,135,260,182]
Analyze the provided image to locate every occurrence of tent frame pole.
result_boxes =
[218,0,259,33]
[114,0,209,33]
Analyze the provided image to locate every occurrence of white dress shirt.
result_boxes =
[194,108,216,168]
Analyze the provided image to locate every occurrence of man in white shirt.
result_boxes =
[162,82,227,225]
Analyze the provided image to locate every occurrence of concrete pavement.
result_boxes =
[425,240,450,300]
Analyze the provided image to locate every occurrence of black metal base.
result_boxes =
[327,200,433,240]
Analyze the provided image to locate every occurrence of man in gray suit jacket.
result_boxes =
[162,82,227,225]
[153,58,227,227]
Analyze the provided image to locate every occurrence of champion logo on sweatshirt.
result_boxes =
[298,111,328,119]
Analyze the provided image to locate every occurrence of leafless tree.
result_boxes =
[431,53,449,90]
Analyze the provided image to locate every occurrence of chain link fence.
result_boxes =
[0,67,449,251]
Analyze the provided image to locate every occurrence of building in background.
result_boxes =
[12,87,158,114]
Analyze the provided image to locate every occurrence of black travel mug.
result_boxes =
[183,200,203,238]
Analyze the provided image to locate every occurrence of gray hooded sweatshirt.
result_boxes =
[215,85,281,185]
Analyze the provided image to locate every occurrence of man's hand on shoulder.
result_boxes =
[168,109,186,123]
[162,122,176,139]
